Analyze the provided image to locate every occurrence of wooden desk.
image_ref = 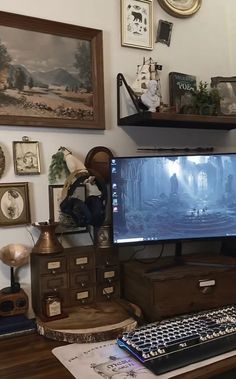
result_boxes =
[0,332,236,379]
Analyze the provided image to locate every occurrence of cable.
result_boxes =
[26,225,35,247]
[135,244,165,264]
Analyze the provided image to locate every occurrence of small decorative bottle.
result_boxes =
[43,292,62,318]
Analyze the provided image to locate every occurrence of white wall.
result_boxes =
[0,0,235,316]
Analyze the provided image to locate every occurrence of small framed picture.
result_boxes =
[121,0,153,50]
[13,140,41,175]
[0,182,31,226]
[48,184,88,234]
[156,20,173,46]
[211,76,236,116]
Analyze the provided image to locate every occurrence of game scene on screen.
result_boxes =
[111,154,236,244]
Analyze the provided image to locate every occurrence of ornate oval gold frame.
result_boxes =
[157,0,202,18]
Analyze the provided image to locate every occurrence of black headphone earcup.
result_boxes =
[85,195,106,227]
[60,197,92,227]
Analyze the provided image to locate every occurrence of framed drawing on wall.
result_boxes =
[0,182,31,226]
[48,184,88,234]
[0,11,105,130]
[13,139,40,175]
[121,0,154,50]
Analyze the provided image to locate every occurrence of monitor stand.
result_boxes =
[146,241,236,274]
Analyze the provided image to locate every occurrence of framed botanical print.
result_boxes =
[121,0,154,50]
[0,182,31,226]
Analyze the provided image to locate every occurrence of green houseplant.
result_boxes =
[180,81,222,116]
[191,81,222,115]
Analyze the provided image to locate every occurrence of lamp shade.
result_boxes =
[0,244,30,267]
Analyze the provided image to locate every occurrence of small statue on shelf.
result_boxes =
[140,80,161,112]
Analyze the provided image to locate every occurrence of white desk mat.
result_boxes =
[52,339,236,379]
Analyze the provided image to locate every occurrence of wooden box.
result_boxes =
[121,253,236,322]
[31,246,121,317]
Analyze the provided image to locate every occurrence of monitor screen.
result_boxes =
[110,153,236,245]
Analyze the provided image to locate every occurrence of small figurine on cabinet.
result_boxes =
[141,80,161,112]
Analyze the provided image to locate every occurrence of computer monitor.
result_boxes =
[110,153,236,255]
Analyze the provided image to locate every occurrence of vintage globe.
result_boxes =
[0,244,30,267]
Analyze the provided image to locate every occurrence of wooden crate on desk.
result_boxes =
[121,253,236,322]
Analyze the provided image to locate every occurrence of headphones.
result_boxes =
[60,169,107,228]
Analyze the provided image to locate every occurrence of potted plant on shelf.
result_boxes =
[181,81,222,116]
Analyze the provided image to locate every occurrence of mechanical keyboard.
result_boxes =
[117,304,236,375]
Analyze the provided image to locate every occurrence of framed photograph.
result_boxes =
[0,182,31,226]
[157,0,202,18]
[121,0,153,50]
[156,20,173,46]
[48,184,88,234]
[0,11,105,130]
[13,140,40,175]
[211,76,236,116]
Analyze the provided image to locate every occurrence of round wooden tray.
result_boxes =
[36,300,141,343]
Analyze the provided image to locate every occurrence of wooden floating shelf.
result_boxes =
[118,112,236,130]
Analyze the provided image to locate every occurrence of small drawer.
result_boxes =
[97,266,119,284]
[41,273,67,292]
[39,256,66,275]
[70,270,95,289]
[69,251,95,272]
[96,282,120,301]
[70,287,95,306]
[95,249,119,267]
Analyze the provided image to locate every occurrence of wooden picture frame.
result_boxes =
[13,140,40,175]
[0,182,31,226]
[0,11,105,130]
[157,0,202,18]
[211,76,236,116]
[48,184,87,234]
[121,0,153,50]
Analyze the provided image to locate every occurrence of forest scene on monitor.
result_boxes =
[113,155,236,243]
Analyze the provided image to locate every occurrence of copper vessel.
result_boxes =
[32,222,63,254]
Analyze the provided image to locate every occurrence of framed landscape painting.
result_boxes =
[0,11,105,129]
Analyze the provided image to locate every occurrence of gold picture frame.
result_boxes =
[157,0,202,18]
[0,182,31,226]
[0,11,105,130]
[121,0,154,50]
[13,140,41,175]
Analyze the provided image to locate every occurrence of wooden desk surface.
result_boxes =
[0,332,236,379]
